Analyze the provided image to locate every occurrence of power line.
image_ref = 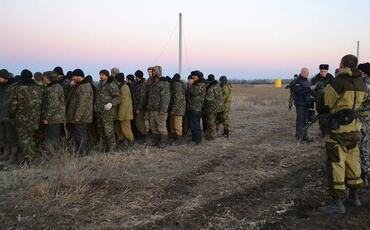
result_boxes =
[152,22,178,66]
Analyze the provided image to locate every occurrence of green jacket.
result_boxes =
[0,78,17,122]
[169,80,186,116]
[9,79,42,129]
[204,80,225,114]
[41,82,66,124]
[310,73,334,100]
[146,77,170,112]
[132,79,147,112]
[94,77,121,116]
[114,83,133,121]
[221,82,232,113]
[188,79,206,112]
[66,77,94,124]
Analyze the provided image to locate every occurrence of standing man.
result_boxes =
[217,76,232,137]
[317,55,367,214]
[188,71,206,145]
[146,66,170,148]
[169,73,186,145]
[66,69,94,157]
[9,69,42,164]
[0,69,18,162]
[111,67,120,78]
[132,70,148,143]
[311,64,335,137]
[204,74,224,140]
[292,68,316,142]
[285,74,298,110]
[358,63,370,186]
[41,71,65,152]
[94,70,121,153]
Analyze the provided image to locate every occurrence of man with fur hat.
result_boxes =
[66,69,93,157]
[204,74,224,140]
[317,55,367,214]
[9,69,43,164]
[132,70,148,143]
[168,73,186,145]
[358,62,370,186]
[311,64,335,137]
[41,71,66,152]
[216,76,232,137]
[94,69,121,153]
[146,66,170,148]
[188,70,206,144]
[0,69,18,162]
[54,66,71,101]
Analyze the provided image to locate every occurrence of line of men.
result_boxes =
[287,55,369,215]
[0,66,232,165]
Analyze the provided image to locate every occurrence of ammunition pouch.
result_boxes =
[328,109,360,131]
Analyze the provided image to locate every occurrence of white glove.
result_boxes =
[104,103,113,111]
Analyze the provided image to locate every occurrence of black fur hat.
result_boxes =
[72,69,84,77]
[135,70,144,79]
[21,69,33,79]
[0,69,10,79]
[319,64,329,70]
[358,62,370,76]
[54,66,64,76]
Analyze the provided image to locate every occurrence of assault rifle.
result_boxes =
[303,114,320,132]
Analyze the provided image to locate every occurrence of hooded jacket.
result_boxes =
[146,76,170,113]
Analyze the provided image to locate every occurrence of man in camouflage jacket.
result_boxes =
[169,73,186,145]
[204,74,224,140]
[94,70,121,152]
[216,76,232,137]
[188,70,206,144]
[41,71,66,152]
[146,66,170,148]
[66,69,93,157]
[132,70,148,143]
[9,69,42,164]
[0,69,18,162]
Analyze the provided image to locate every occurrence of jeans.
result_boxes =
[296,106,309,140]
[189,111,202,143]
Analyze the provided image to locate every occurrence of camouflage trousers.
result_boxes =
[359,116,369,174]
[325,132,363,199]
[216,108,230,132]
[207,112,218,138]
[169,115,182,136]
[0,122,18,155]
[16,126,38,161]
[97,113,116,152]
[149,111,168,135]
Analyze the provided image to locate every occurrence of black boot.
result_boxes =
[222,129,229,138]
[361,173,368,187]
[151,134,160,147]
[171,135,182,146]
[159,135,167,148]
[318,198,345,214]
[7,154,18,165]
[345,189,361,207]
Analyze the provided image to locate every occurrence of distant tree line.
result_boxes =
[228,79,293,85]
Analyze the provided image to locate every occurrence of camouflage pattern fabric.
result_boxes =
[0,78,17,122]
[97,112,116,151]
[188,79,206,112]
[41,82,66,124]
[169,80,186,116]
[146,77,170,113]
[204,80,224,114]
[94,77,121,114]
[132,79,147,112]
[359,76,370,174]
[216,82,232,131]
[310,73,334,100]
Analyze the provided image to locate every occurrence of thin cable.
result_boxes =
[183,27,192,70]
[152,22,178,66]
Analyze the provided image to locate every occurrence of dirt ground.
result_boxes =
[0,84,369,230]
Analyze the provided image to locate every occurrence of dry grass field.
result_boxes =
[0,84,369,229]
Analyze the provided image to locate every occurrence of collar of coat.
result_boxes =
[78,76,92,86]
[19,77,37,86]
[194,78,205,85]
[1,77,16,86]
[135,78,145,85]
[48,81,60,87]
[159,76,167,82]
[206,80,219,90]
[336,67,362,79]
[100,76,115,85]
[315,73,334,80]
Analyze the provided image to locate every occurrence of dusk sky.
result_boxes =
[1,0,370,80]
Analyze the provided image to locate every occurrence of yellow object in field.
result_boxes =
[275,79,282,88]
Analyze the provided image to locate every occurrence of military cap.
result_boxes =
[72,69,84,77]
[21,69,33,79]
[191,70,202,79]
[219,76,228,83]
[358,62,370,76]
[53,66,64,76]
[115,73,125,82]
[319,64,329,70]
[127,74,135,82]
[207,74,215,81]
[44,71,59,81]
[0,69,10,79]
[135,70,144,79]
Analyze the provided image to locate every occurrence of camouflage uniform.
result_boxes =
[286,79,296,109]
[66,77,94,156]
[9,73,42,162]
[311,73,334,137]
[0,76,18,160]
[204,80,224,138]
[188,78,206,143]
[169,79,186,137]
[359,76,369,180]
[132,78,147,136]
[58,75,71,102]
[94,77,121,152]
[41,73,66,152]
[217,82,232,136]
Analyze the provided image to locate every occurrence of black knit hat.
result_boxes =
[219,76,227,83]
[54,66,64,76]
[21,69,33,79]
[135,70,144,79]
[173,73,180,81]
[66,71,73,79]
[99,69,109,77]
[0,69,10,79]
[319,64,329,70]
[358,62,370,76]
[115,73,125,82]
[191,70,202,79]
[127,74,135,82]
[72,69,84,77]
[207,74,215,81]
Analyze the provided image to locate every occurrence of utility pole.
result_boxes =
[356,41,360,60]
[179,13,182,79]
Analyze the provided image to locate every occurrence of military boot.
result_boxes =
[222,129,229,138]
[7,154,18,165]
[318,199,345,214]
[151,134,160,147]
[159,135,167,148]
[171,135,182,146]
[345,189,361,207]
[361,173,368,187]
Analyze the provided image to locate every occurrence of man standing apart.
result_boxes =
[317,55,367,214]
[292,68,316,142]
